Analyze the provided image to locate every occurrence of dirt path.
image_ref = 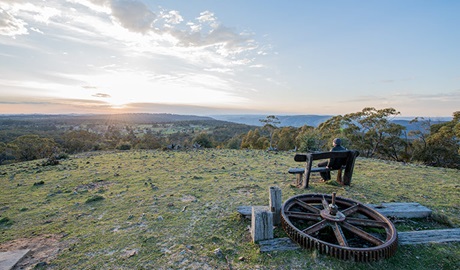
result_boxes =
[0,234,70,269]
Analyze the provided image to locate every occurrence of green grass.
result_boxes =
[0,149,459,269]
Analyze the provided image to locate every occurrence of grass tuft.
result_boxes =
[0,216,12,226]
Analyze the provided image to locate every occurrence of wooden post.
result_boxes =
[251,206,273,243]
[269,186,282,225]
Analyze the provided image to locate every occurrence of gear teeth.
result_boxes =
[281,194,398,262]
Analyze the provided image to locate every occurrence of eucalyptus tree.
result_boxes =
[318,107,406,160]
[259,115,280,150]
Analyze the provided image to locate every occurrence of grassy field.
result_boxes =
[0,149,459,269]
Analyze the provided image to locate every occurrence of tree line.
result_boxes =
[240,108,459,169]
[1,107,458,169]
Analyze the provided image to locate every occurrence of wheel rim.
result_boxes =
[281,193,398,262]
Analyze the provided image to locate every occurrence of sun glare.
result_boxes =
[73,70,248,111]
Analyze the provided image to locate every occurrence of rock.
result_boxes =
[213,248,223,258]
[127,250,137,258]
[35,261,48,268]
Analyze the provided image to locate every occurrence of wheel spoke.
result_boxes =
[346,217,387,228]
[302,220,328,235]
[294,198,321,214]
[331,223,348,247]
[341,204,359,216]
[285,211,322,221]
[321,196,329,211]
[341,222,384,246]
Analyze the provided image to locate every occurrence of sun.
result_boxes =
[106,97,128,109]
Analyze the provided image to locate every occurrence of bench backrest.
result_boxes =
[292,150,359,187]
[294,151,351,163]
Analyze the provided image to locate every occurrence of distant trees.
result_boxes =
[241,129,269,149]
[62,130,102,153]
[273,127,297,151]
[136,132,163,149]
[0,109,458,169]
[295,125,322,152]
[259,115,280,150]
[410,111,460,168]
[226,135,242,149]
[0,142,15,165]
[192,132,213,148]
[319,107,407,160]
[9,135,58,161]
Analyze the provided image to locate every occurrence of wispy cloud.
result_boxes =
[92,93,111,98]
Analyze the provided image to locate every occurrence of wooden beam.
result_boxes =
[367,202,432,218]
[259,238,301,252]
[398,229,460,245]
[238,202,432,219]
[259,228,460,252]
[0,249,30,270]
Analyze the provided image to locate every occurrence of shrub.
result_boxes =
[85,195,105,204]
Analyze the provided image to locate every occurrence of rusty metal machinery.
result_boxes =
[281,192,398,262]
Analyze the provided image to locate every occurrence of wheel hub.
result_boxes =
[320,192,346,222]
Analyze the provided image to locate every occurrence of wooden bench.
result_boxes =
[288,150,359,188]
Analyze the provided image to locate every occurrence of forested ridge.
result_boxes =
[1,108,459,169]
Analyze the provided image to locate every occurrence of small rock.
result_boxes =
[238,256,245,261]
[127,250,137,257]
[157,216,164,221]
[213,248,223,258]
[34,261,48,268]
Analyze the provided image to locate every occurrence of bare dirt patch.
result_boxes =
[0,234,70,269]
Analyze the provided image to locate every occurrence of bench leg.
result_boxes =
[295,173,304,187]
[301,173,310,189]
[336,169,343,185]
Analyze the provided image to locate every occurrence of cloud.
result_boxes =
[109,0,156,33]
[0,0,262,65]
[0,0,269,114]
[340,90,460,117]
[0,7,28,36]
[92,93,111,98]
[0,100,51,105]
[161,10,183,25]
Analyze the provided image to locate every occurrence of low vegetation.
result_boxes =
[0,149,459,269]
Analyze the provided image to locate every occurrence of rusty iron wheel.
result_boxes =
[281,193,398,262]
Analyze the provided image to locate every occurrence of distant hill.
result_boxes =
[209,114,333,127]
[1,113,450,131]
[0,113,214,124]
[209,114,451,134]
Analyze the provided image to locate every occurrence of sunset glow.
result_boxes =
[1,1,459,117]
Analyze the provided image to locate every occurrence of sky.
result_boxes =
[0,0,459,117]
